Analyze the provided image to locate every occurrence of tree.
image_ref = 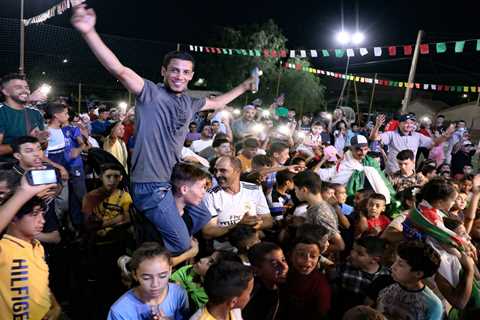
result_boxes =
[194,20,326,115]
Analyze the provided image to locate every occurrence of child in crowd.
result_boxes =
[0,177,62,319]
[108,242,189,319]
[243,242,289,320]
[332,183,354,216]
[281,226,331,319]
[297,121,325,156]
[448,191,468,221]
[190,261,254,320]
[229,224,261,265]
[377,240,443,320]
[82,163,132,237]
[171,250,243,313]
[103,121,128,172]
[267,170,295,223]
[355,193,390,238]
[333,237,390,315]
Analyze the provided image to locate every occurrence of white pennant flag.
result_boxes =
[290,50,296,58]
[360,48,368,56]
[189,45,194,51]
[199,46,203,52]
[346,49,355,57]
[300,50,307,58]
[310,50,318,57]
[431,84,437,90]
[375,79,379,84]
[320,70,326,75]
[374,47,382,56]
[423,84,429,90]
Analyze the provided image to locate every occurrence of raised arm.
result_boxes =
[71,4,144,95]
[202,77,255,111]
[369,114,385,141]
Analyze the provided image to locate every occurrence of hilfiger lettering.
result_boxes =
[10,259,30,319]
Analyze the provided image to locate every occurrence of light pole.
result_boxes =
[19,0,25,75]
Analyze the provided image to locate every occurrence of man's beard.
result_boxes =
[10,94,28,105]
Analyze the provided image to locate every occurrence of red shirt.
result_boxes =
[367,215,391,233]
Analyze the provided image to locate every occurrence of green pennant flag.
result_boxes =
[455,41,465,53]
[254,50,261,57]
[457,86,463,92]
[335,49,345,58]
[436,42,447,53]
[322,49,330,57]
[476,40,480,51]
[241,49,248,56]
[248,50,254,56]
[222,48,228,54]
[234,49,242,55]
[450,86,456,92]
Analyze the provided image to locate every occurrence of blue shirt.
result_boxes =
[107,284,189,320]
[62,125,83,169]
[91,119,110,136]
[340,203,354,216]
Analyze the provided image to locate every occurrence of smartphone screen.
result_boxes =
[31,170,57,185]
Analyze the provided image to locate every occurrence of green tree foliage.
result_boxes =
[194,20,326,114]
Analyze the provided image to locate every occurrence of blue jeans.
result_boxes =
[131,182,211,255]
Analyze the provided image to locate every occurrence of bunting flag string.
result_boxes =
[23,0,85,26]
[283,63,480,94]
[188,37,480,59]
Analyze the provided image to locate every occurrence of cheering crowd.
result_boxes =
[1,3,480,320]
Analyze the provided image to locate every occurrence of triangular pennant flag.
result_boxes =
[471,86,477,93]
[279,49,287,57]
[420,44,429,54]
[360,48,368,56]
[450,86,456,92]
[263,49,270,57]
[234,49,242,55]
[249,50,255,56]
[355,76,360,81]
[300,50,307,58]
[290,50,296,58]
[199,46,203,52]
[415,83,421,89]
[310,50,318,57]
[254,50,261,56]
[444,86,449,91]
[431,84,437,90]
[241,49,248,55]
[228,49,233,55]
[399,82,404,88]
[360,77,365,83]
[437,85,443,91]
[222,48,228,54]
[320,70,325,75]
[423,84,429,90]
[271,50,277,57]
[374,47,382,56]
[455,41,465,53]
[335,49,345,57]
[375,79,379,84]
[457,86,463,92]
[436,42,447,53]
[189,45,194,51]
[295,64,302,70]
[464,86,469,92]
[216,48,222,54]
[322,50,330,57]
[388,46,397,56]
[477,40,480,51]
[403,45,413,56]
[346,49,355,57]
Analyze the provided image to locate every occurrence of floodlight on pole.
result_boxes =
[352,32,365,45]
[336,31,351,45]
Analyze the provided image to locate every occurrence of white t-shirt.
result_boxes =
[203,181,270,227]
[47,127,65,151]
[190,139,213,153]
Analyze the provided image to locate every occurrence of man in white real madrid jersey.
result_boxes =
[202,156,272,239]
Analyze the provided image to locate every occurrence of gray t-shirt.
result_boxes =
[131,80,206,183]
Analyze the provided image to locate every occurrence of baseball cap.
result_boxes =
[350,135,368,148]
[399,114,416,122]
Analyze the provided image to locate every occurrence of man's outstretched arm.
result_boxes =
[202,77,255,111]
[71,4,144,95]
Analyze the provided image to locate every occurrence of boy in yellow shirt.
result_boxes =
[0,171,61,319]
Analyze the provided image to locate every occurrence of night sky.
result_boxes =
[1,0,480,106]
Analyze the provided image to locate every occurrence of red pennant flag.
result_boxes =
[420,44,429,54]
[279,49,287,57]
[415,83,421,89]
[295,64,302,70]
[388,46,397,56]
[403,45,413,56]
[263,49,270,57]
[205,47,210,53]
[437,85,443,91]
[271,50,277,57]
[444,86,449,91]
[216,48,222,54]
